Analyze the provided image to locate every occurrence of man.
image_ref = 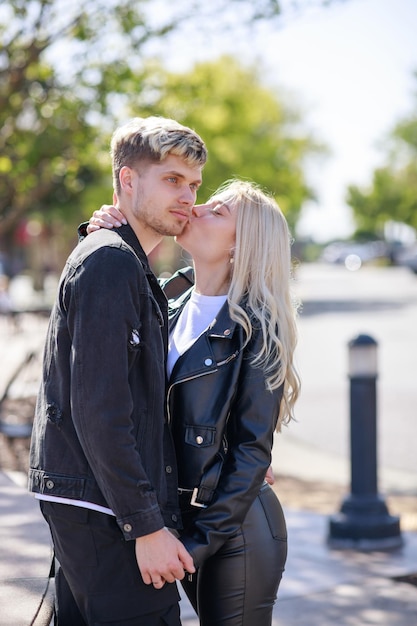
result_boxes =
[29,116,207,625]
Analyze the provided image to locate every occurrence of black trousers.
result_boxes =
[40,501,181,626]
[180,483,288,626]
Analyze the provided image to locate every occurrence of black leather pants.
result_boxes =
[180,483,287,626]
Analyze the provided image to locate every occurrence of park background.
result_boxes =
[1,4,417,622]
[1,0,417,532]
[1,0,417,284]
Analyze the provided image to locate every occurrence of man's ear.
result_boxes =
[119,166,134,194]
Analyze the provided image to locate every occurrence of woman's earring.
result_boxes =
[229,253,234,264]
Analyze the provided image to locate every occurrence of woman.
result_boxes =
[88,179,300,625]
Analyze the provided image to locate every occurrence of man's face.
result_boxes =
[129,154,203,239]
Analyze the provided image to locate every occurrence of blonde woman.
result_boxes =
[89,179,300,626]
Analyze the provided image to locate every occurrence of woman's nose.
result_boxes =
[192,204,209,217]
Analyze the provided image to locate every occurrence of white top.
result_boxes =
[167,290,227,378]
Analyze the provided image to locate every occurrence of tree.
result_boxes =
[121,56,322,233]
[0,0,173,245]
[110,55,324,275]
[347,73,417,236]
[0,0,340,269]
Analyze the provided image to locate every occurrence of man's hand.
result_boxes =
[135,528,195,589]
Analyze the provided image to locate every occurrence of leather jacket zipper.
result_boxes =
[216,350,239,367]
[166,350,239,424]
[166,369,215,424]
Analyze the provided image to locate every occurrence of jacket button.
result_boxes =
[204,358,213,366]
[165,465,172,474]
[196,436,203,445]
[46,480,54,490]
[224,329,231,335]
[171,514,178,523]
[123,523,132,533]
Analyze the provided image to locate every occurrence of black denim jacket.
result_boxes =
[28,225,180,540]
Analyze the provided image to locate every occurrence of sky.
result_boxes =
[146,0,417,242]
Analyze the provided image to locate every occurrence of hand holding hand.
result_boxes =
[135,528,195,589]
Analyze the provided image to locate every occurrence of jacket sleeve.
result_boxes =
[64,245,164,538]
[180,329,283,567]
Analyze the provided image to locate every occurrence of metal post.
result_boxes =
[328,334,402,550]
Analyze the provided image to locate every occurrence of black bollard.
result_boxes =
[328,334,402,550]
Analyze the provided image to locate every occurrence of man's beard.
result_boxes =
[140,212,187,237]
[133,188,188,237]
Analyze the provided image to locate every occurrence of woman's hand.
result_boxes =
[87,205,127,234]
[265,465,275,485]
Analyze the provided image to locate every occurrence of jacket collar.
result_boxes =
[168,300,241,383]
[206,300,238,339]
[116,223,152,274]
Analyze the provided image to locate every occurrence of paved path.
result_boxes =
[274,263,417,491]
[1,264,417,624]
[1,469,417,625]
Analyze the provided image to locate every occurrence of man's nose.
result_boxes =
[179,186,197,206]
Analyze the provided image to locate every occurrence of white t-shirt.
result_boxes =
[167,290,227,378]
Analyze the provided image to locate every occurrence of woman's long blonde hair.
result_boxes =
[211,179,301,430]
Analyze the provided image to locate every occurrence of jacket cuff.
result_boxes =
[117,506,165,541]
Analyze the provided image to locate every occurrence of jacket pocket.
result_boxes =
[29,469,86,499]
[185,424,216,448]
[258,484,287,541]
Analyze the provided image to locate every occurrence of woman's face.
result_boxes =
[176,193,237,265]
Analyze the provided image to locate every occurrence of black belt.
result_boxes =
[179,480,271,510]
[178,453,225,508]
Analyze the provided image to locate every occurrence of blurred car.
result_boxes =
[395,245,417,274]
[319,240,388,270]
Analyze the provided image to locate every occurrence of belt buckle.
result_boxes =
[191,487,207,508]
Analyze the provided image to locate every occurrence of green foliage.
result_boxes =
[0,0,115,240]
[124,56,323,232]
[0,0,334,263]
[347,73,417,236]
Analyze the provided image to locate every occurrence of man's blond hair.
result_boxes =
[111,116,207,194]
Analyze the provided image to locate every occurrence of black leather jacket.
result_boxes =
[164,269,283,568]
[29,225,180,540]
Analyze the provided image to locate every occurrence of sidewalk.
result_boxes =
[1,468,417,626]
[1,274,417,624]
[0,471,54,626]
